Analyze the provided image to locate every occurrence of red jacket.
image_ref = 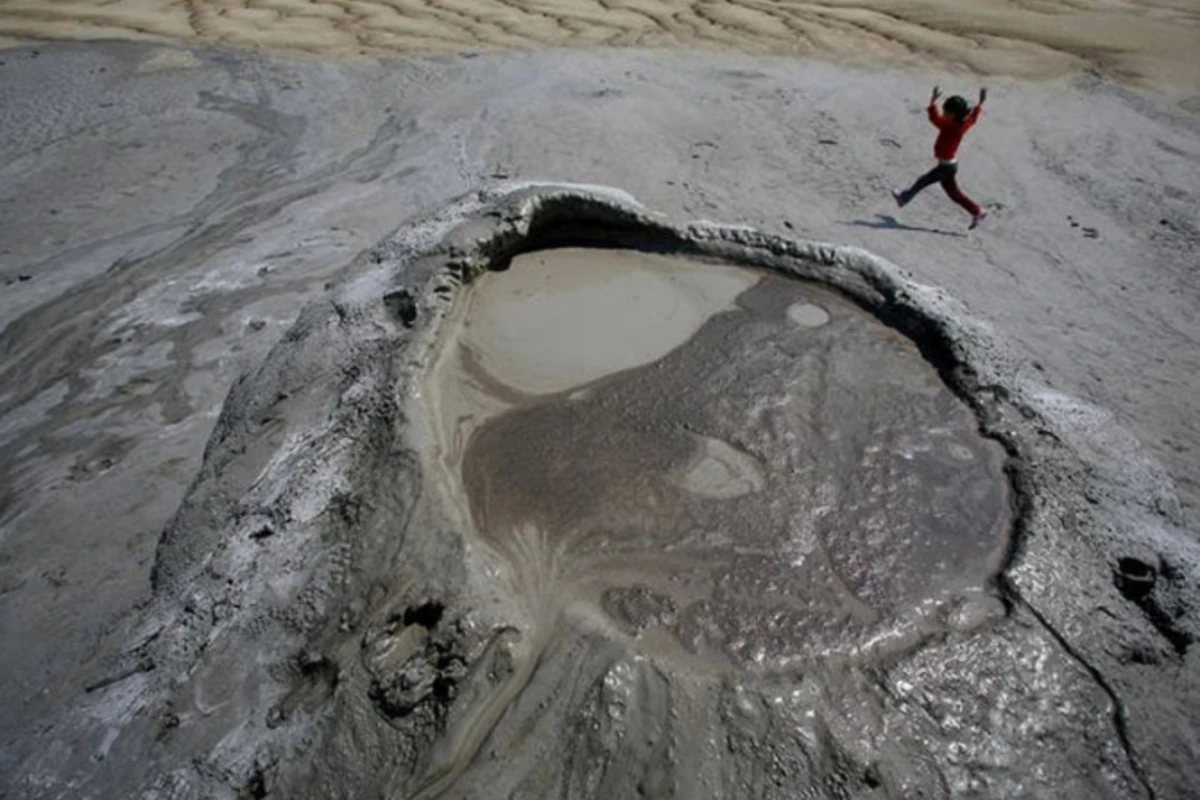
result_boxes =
[928,102,981,161]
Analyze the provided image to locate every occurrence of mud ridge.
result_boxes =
[1000,573,1156,800]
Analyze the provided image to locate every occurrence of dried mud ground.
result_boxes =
[1,40,1199,798]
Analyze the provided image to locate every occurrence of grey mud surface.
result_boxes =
[431,249,1011,672]
[1,41,1199,800]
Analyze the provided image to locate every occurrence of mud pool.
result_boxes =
[421,248,1013,671]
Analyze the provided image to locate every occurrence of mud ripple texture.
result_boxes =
[2,0,1200,104]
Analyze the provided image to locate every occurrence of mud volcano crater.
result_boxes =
[23,187,1192,800]
[421,241,1012,670]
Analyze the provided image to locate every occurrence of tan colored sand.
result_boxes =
[1,0,1198,97]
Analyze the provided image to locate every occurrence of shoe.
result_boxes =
[969,209,988,230]
[892,189,909,208]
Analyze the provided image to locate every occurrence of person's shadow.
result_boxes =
[840,214,966,239]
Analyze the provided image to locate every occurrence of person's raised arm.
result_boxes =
[966,87,987,124]
[927,86,945,128]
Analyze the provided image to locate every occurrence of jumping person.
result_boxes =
[893,86,988,230]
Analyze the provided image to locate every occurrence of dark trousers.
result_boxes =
[900,162,981,216]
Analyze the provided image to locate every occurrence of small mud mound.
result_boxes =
[16,185,1190,800]
[423,247,1011,671]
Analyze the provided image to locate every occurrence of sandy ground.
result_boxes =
[0,18,1198,800]
[1,0,1199,109]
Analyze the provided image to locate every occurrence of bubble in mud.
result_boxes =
[948,443,975,461]
[787,302,830,327]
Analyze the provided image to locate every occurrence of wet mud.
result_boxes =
[425,248,1011,674]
